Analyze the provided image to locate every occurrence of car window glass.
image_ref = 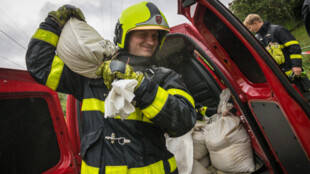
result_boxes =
[203,7,266,84]
[0,97,60,173]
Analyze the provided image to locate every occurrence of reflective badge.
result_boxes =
[156,16,162,24]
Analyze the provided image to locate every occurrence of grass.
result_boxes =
[58,92,67,117]
[291,24,310,76]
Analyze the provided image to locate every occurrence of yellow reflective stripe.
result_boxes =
[128,160,164,174]
[45,55,64,90]
[82,158,174,174]
[284,40,299,47]
[81,98,105,113]
[290,54,302,59]
[81,99,153,123]
[114,108,153,123]
[167,88,195,108]
[32,28,59,47]
[81,160,99,174]
[106,159,167,174]
[142,87,169,119]
[168,156,177,173]
[106,166,128,174]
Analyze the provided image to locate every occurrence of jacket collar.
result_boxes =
[257,21,270,35]
[116,52,155,69]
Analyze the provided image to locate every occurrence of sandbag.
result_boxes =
[192,159,209,174]
[204,89,255,173]
[216,88,234,115]
[198,155,211,168]
[193,122,208,160]
[166,129,194,174]
[57,18,116,78]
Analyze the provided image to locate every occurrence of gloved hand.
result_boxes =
[48,4,85,28]
[287,70,308,81]
[96,60,144,90]
[196,103,218,120]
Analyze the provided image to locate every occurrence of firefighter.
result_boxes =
[243,14,310,101]
[26,2,196,174]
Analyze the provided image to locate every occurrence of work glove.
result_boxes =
[48,4,85,28]
[196,103,217,120]
[287,71,308,81]
[96,60,144,90]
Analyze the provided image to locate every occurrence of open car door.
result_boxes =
[0,68,79,174]
[62,1,310,173]
[152,0,310,173]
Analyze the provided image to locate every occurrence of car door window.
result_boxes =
[0,97,60,173]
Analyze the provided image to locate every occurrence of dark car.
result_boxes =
[1,0,309,173]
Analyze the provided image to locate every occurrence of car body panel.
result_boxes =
[177,0,310,173]
[0,68,78,174]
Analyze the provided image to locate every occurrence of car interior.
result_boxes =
[156,32,267,173]
[156,33,221,108]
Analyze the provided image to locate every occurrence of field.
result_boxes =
[291,24,310,75]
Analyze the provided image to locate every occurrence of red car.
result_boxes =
[1,0,309,173]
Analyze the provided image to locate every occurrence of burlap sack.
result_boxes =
[192,159,208,174]
[198,155,211,168]
[166,129,194,174]
[56,18,116,78]
[193,122,208,160]
[204,89,255,173]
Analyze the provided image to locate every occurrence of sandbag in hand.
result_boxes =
[96,60,144,90]
[48,4,85,28]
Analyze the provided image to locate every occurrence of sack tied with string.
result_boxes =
[56,17,116,79]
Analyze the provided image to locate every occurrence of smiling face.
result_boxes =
[127,30,159,57]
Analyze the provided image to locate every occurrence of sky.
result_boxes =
[0,0,232,70]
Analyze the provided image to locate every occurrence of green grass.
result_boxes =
[291,24,310,76]
[57,92,67,117]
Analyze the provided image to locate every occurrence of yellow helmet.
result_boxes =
[114,1,170,49]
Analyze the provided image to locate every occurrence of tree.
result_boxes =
[230,0,304,29]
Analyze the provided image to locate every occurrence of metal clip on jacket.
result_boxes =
[105,133,131,145]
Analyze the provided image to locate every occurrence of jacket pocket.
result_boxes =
[80,128,103,158]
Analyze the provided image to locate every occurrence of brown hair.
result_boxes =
[243,14,263,26]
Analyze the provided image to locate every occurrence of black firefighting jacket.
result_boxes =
[255,21,302,73]
[26,17,196,174]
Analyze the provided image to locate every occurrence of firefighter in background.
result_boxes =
[26,2,196,173]
[244,14,310,101]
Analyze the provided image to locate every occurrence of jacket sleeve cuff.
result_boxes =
[291,58,302,67]
[39,16,62,36]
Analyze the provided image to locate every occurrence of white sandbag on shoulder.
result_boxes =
[166,129,194,174]
[204,89,255,173]
[56,18,116,78]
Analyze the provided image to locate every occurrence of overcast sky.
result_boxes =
[0,0,232,70]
